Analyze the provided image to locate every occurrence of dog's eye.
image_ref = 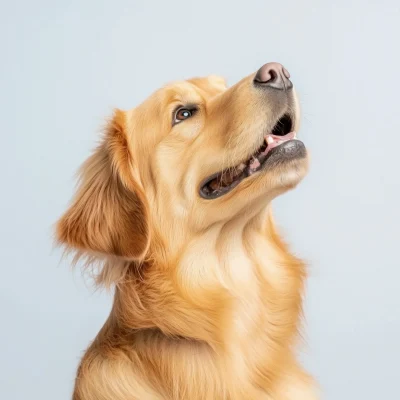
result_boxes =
[173,108,195,125]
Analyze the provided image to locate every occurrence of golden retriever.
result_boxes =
[56,62,318,399]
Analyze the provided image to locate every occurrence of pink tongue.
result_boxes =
[248,131,296,171]
[261,131,296,155]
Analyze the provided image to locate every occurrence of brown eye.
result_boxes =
[174,108,194,125]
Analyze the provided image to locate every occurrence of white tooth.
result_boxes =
[266,135,274,144]
[294,132,297,138]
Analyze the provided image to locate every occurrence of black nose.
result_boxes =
[253,62,293,90]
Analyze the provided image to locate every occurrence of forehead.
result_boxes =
[154,75,227,107]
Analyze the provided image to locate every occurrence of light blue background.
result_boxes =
[1,1,399,399]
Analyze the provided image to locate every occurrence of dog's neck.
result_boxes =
[102,205,305,398]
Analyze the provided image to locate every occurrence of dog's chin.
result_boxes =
[265,154,309,191]
[237,150,308,204]
[261,140,309,189]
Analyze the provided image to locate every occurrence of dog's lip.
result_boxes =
[198,169,244,199]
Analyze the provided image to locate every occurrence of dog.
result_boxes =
[56,62,318,399]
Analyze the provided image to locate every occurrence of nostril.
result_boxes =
[268,69,278,83]
[254,68,275,84]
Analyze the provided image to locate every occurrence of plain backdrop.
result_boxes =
[1,1,399,399]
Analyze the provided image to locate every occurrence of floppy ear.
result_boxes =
[56,109,150,260]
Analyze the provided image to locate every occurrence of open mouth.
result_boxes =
[199,114,299,199]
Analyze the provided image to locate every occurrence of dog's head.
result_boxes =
[56,62,307,274]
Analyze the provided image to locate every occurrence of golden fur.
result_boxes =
[56,70,318,399]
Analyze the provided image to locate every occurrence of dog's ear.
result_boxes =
[207,75,228,90]
[56,109,150,261]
